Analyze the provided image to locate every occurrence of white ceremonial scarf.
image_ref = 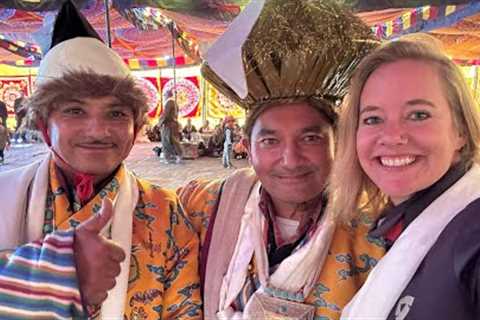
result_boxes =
[217,182,336,319]
[341,164,480,320]
[0,152,139,319]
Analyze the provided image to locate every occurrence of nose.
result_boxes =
[281,141,305,169]
[378,121,408,146]
[85,117,111,137]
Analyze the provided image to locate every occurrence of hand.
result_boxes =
[74,198,126,307]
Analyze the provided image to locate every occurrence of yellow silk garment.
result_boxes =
[178,178,386,320]
[46,161,202,319]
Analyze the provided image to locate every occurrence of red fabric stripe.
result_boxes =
[43,238,74,250]
[0,282,81,304]
[429,6,439,19]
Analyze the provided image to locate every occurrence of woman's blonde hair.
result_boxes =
[328,34,480,221]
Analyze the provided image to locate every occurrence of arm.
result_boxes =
[177,179,223,246]
[454,204,480,312]
[160,199,202,320]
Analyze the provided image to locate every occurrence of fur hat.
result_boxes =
[36,0,130,86]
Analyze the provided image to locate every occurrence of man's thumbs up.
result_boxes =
[74,198,126,307]
[79,197,114,235]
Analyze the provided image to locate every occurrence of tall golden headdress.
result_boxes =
[202,0,378,114]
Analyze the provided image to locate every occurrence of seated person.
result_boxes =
[182,118,197,141]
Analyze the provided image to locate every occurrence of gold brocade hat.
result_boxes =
[201,0,378,113]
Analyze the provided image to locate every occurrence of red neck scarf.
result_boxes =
[37,120,95,204]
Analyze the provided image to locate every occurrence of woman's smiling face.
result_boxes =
[356,59,465,204]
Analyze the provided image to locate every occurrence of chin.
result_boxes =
[74,163,119,177]
[282,192,320,205]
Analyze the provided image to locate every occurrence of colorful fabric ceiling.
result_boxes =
[358,1,480,63]
[0,0,479,66]
[0,0,249,65]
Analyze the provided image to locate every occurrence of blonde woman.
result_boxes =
[330,34,480,319]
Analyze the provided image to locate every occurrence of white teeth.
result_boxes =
[380,156,416,167]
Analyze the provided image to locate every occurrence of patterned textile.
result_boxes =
[0,160,202,320]
[0,230,85,320]
[178,178,386,320]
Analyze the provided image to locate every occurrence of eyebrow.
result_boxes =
[61,99,128,109]
[405,99,436,108]
[360,99,436,115]
[300,125,327,134]
[61,98,84,105]
[256,125,327,137]
[257,128,277,136]
[359,105,380,115]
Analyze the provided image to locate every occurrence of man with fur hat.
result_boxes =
[0,2,201,319]
[178,0,385,319]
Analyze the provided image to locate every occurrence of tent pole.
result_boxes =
[201,77,207,123]
[474,65,479,101]
[170,26,178,113]
[104,0,112,48]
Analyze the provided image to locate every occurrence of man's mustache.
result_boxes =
[270,166,317,177]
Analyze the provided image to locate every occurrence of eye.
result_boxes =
[62,107,84,116]
[259,137,279,146]
[109,109,132,120]
[302,134,325,143]
[361,115,383,125]
[408,110,431,121]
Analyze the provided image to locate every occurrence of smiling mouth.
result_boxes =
[76,143,115,149]
[379,156,416,167]
[276,172,312,180]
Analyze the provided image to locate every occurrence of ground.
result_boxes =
[0,142,249,189]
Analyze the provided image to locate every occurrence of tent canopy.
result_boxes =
[0,0,478,65]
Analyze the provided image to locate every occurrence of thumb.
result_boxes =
[78,198,114,234]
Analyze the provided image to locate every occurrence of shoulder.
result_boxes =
[177,178,224,239]
[448,198,480,277]
[0,161,41,181]
[133,177,198,238]
[177,178,223,208]
[135,177,179,206]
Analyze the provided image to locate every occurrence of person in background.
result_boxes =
[13,93,27,143]
[199,119,212,134]
[333,34,480,320]
[0,2,201,319]
[158,99,183,164]
[182,118,197,141]
[0,118,10,164]
[0,99,7,128]
[222,115,235,168]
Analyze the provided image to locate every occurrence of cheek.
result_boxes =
[355,132,370,164]
[249,147,276,172]
[48,121,68,149]
[118,125,136,150]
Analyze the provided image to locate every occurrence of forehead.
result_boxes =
[361,60,444,104]
[252,102,331,134]
[58,96,125,108]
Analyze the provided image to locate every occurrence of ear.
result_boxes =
[37,119,52,146]
[133,123,145,143]
[241,136,252,160]
[455,130,467,151]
